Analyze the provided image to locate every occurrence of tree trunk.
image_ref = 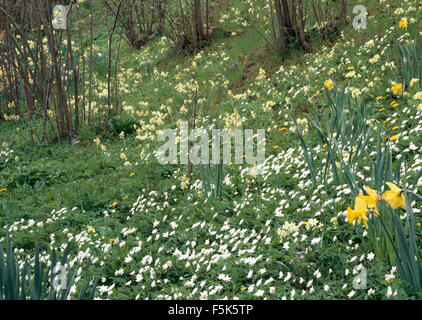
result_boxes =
[290,0,298,41]
[41,0,72,140]
[339,0,348,21]
[280,0,295,38]
[297,0,307,50]
[193,0,205,48]
[273,0,287,54]
[67,4,79,134]
[156,0,164,35]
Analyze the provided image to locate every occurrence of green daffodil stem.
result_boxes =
[376,195,392,208]
[374,209,401,265]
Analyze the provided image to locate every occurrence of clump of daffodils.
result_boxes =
[347,183,406,228]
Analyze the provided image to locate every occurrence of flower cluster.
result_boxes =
[347,183,406,228]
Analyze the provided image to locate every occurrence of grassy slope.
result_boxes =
[0,0,422,299]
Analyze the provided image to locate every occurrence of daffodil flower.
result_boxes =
[324,79,334,91]
[399,18,408,29]
[392,83,403,95]
[358,186,379,211]
[347,197,370,229]
[382,182,406,210]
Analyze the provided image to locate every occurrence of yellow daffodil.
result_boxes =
[347,197,370,228]
[110,202,118,207]
[390,135,399,141]
[0,188,6,192]
[324,79,334,91]
[358,186,379,211]
[382,182,406,210]
[392,83,403,95]
[399,18,408,30]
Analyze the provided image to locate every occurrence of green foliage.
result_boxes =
[292,85,371,196]
[107,113,138,136]
[198,162,224,200]
[0,233,97,300]
[396,39,422,89]
[377,184,422,298]
[0,0,422,301]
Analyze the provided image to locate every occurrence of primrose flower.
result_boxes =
[382,182,406,210]
[87,226,96,234]
[414,92,422,100]
[180,176,190,190]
